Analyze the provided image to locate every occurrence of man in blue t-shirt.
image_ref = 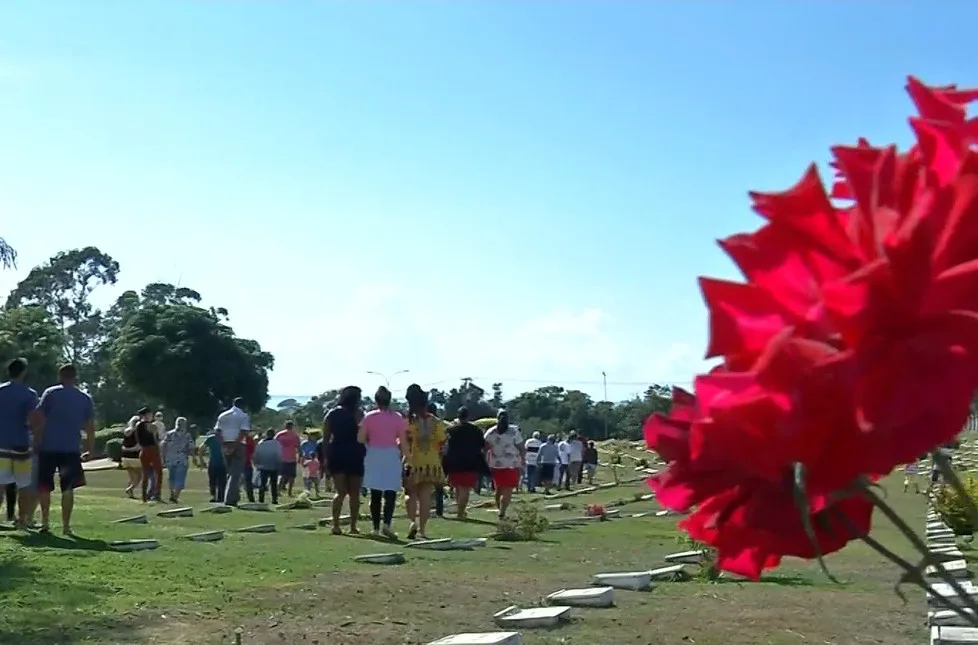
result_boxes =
[34,363,95,535]
[0,358,40,527]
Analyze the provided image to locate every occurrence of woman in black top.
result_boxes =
[135,420,162,502]
[442,406,488,519]
[323,386,365,535]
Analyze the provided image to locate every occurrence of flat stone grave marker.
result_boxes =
[931,625,978,644]
[109,539,160,552]
[310,498,333,508]
[630,512,650,519]
[184,530,225,542]
[592,570,653,591]
[930,608,977,627]
[649,564,690,581]
[157,507,193,518]
[237,502,270,512]
[200,505,232,514]
[548,518,589,528]
[408,538,471,551]
[927,559,972,579]
[354,552,405,565]
[665,550,706,564]
[933,550,966,562]
[928,581,978,608]
[493,605,572,629]
[654,510,672,517]
[451,538,487,549]
[114,514,148,525]
[292,523,318,531]
[544,503,570,511]
[427,632,522,645]
[929,521,951,530]
[546,586,614,608]
[238,524,276,534]
[597,482,617,489]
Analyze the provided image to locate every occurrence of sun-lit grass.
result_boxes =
[0,461,929,645]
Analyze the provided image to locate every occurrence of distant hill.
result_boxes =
[267,395,312,410]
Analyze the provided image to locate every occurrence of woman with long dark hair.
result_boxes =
[359,386,409,538]
[442,405,487,519]
[484,410,524,520]
[323,386,365,535]
[402,384,446,540]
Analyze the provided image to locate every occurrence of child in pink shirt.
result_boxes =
[303,456,321,496]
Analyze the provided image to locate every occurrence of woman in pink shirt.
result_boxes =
[358,386,409,539]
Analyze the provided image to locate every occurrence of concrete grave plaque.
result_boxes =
[109,539,160,552]
[930,608,977,627]
[933,550,967,562]
[544,503,570,511]
[649,564,690,581]
[931,625,978,644]
[630,512,650,518]
[200,505,232,514]
[927,559,972,579]
[237,502,270,512]
[639,493,655,501]
[546,586,614,608]
[407,538,457,551]
[354,552,405,565]
[493,605,572,629]
[292,523,318,531]
[592,570,653,591]
[157,507,193,518]
[184,530,225,542]
[597,482,617,489]
[930,521,952,531]
[928,581,978,608]
[654,510,671,517]
[450,538,487,549]
[310,498,332,508]
[665,550,706,564]
[113,514,148,525]
[238,524,276,534]
[427,633,522,645]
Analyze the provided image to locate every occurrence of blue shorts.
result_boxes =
[167,462,189,489]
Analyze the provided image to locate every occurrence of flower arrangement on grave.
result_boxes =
[584,503,607,518]
[643,76,978,625]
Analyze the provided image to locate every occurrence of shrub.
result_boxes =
[305,428,322,440]
[94,425,126,453]
[636,457,649,468]
[105,438,123,462]
[934,473,978,535]
[496,502,549,541]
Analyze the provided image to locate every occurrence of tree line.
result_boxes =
[262,380,672,441]
[0,245,273,429]
[1,242,674,440]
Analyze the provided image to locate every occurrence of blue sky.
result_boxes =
[0,2,974,402]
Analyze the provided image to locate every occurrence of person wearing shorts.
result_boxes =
[0,358,40,529]
[275,421,300,497]
[34,364,95,535]
[483,410,524,520]
[442,406,487,520]
[537,435,560,495]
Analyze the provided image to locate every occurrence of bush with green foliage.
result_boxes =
[95,425,126,453]
[105,438,123,462]
[934,472,978,535]
[496,502,549,541]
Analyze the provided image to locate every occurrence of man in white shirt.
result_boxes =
[523,432,542,493]
[557,435,571,488]
[566,431,584,490]
[214,397,250,506]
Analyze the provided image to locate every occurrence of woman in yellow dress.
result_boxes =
[403,384,446,540]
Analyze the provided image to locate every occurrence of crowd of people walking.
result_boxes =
[0,357,600,541]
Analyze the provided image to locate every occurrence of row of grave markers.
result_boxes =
[926,494,978,644]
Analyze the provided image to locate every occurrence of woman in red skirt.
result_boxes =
[441,406,487,519]
[483,410,525,520]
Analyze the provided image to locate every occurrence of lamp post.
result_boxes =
[366,369,410,389]
[602,371,608,439]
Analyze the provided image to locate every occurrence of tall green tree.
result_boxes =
[0,306,64,390]
[112,303,273,423]
[0,237,15,269]
[6,246,120,373]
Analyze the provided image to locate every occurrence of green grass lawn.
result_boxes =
[0,462,929,645]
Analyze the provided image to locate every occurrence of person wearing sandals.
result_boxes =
[402,384,447,540]
[0,358,40,530]
[442,406,487,520]
[160,417,196,503]
[121,415,142,499]
[484,409,524,520]
[359,386,409,539]
[323,386,366,535]
[33,363,95,536]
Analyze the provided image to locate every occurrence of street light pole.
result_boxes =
[602,371,608,439]
[366,369,410,389]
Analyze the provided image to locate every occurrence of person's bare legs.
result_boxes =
[456,486,470,519]
[417,483,433,538]
[348,476,362,534]
[38,488,51,531]
[498,486,514,519]
[16,488,33,526]
[331,475,348,534]
[405,483,419,539]
[61,489,75,534]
